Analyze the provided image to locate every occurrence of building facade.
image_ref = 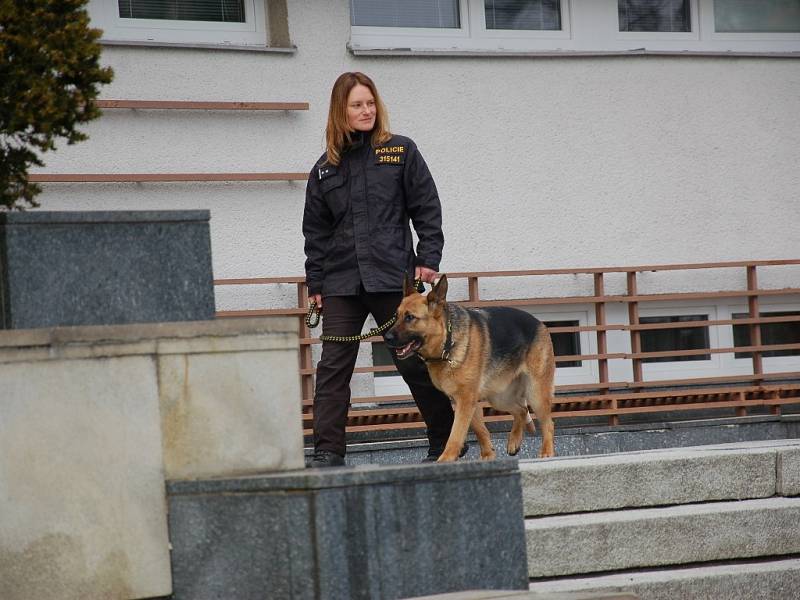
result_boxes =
[33,0,800,396]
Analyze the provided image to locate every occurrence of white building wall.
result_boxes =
[34,0,799,311]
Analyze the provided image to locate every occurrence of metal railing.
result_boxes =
[215,259,800,436]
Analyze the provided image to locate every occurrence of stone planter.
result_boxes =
[0,210,215,329]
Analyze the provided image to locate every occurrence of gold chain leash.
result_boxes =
[305,279,423,343]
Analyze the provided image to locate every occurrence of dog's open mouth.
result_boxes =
[394,339,422,360]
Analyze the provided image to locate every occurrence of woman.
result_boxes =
[303,72,460,467]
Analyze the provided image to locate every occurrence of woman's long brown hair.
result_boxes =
[325,72,391,166]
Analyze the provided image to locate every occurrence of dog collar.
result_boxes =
[441,312,454,361]
[418,307,456,366]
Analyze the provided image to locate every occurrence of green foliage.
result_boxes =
[0,0,113,210]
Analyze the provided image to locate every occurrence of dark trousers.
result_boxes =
[313,288,454,457]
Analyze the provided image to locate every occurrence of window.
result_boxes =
[350,0,572,53]
[640,315,710,363]
[484,0,562,31]
[351,0,461,28]
[713,0,800,33]
[118,0,245,22]
[544,320,582,368]
[349,0,800,54]
[88,0,267,46]
[618,0,691,32]
[732,311,800,358]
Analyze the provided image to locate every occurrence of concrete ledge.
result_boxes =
[525,497,800,578]
[519,442,798,516]
[778,446,800,496]
[413,591,638,599]
[0,317,297,362]
[529,557,800,600]
[167,460,529,600]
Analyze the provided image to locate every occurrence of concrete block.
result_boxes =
[0,210,214,329]
[520,446,776,516]
[777,446,800,496]
[529,557,800,600]
[167,460,529,600]
[525,497,800,577]
[0,317,303,599]
[156,321,304,479]
[0,356,172,600]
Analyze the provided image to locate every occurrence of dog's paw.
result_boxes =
[480,448,496,460]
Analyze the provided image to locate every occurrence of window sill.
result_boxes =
[349,46,800,58]
[101,39,296,53]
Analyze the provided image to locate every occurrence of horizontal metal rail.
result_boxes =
[96,100,309,110]
[214,259,800,437]
[30,173,308,183]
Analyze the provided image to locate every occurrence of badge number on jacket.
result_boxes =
[375,145,405,165]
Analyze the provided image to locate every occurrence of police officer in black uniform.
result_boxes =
[303,72,458,467]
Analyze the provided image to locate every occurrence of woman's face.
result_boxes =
[346,84,376,132]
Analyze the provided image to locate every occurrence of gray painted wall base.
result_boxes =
[167,460,528,600]
[0,211,214,329]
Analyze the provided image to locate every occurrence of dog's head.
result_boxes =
[384,274,449,360]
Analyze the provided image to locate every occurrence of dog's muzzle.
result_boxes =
[385,331,422,360]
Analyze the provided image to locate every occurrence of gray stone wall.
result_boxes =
[167,461,529,600]
[0,210,214,329]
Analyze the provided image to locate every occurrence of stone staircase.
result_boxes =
[520,440,800,599]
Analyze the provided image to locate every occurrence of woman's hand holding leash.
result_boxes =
[415,266,438,284]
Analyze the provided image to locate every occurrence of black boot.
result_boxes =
[421,441,469,462]
[308,450,345,468]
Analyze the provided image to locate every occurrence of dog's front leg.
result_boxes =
[437,392,476,462]
[470,404,496,460]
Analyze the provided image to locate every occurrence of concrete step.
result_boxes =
[525,496,800,578]
[413,590,638,599]
[528,557,800,600]
[519,440,800,517]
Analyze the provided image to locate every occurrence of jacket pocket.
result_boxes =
[320,174,349,220]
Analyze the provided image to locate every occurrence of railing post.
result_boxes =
[594,273,616,425]
[297,282,315,415]
[627,270,643,390]
[468,276,480,302]
[746,265,764,416]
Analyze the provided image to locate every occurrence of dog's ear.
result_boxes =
[403,273,416,297]
[427,274,448,307]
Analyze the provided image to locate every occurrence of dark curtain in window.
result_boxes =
[544,320,581,368]
[484,0,561,31]
[733,311,800,358]
[118,0,245,23]
[350,0,460,28]
[618,0,691,32]
[640,315,709,363]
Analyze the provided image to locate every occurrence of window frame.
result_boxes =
[637,304,720,381]
[526,307,596,385]
[87,0,268,47]
[725,300,800,373]
[615,0,700,43]
[702,0,800,43]
[349,0,572,53]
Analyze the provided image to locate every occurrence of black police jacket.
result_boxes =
[302,132,444,296]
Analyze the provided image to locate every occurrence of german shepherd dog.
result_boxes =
[385,275,556,462]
